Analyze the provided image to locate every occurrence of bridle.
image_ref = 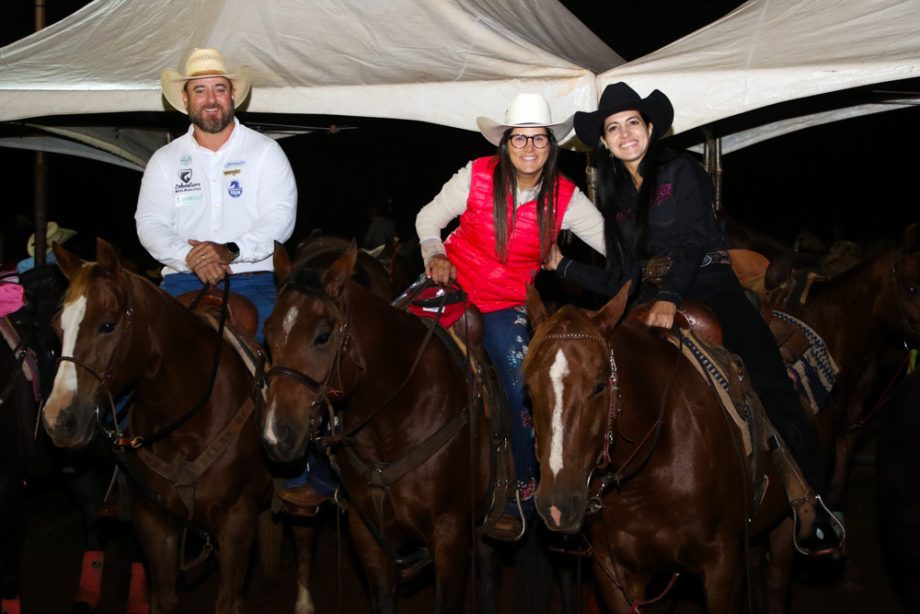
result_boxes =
[538,327,676,512]
[57,276,231,449]
[262,279,449,446]
[262,291,355,440]
[889,252,920,341]
[57,277,137,440]
[539,327,681,611]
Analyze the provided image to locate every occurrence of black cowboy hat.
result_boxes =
[574,82,674,149]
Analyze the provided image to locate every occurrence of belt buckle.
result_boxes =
[701,254,713,267]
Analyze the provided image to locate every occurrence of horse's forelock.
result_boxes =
[61,263,93,305]
[523,306,597,373]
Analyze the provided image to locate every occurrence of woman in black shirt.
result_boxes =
[548,82,844,558]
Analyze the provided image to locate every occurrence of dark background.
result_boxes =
[1,0,917,270]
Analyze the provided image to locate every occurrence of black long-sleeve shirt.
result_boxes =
[557,153,725,306]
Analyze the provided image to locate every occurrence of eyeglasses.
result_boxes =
[509,134,550,149]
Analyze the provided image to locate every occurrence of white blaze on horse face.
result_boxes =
[263,401,281,445]
[44,294,88,424]
[549,348,570,477]
[282,305,299,343]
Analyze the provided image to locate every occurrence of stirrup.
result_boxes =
[486,489,527,542]
[792,494,846,558]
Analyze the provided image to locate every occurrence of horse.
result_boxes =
[39,238,306,614]
[293,232,396,299]
[877,363,920,612]
[0,314,40,614]
[522,283,793,613]
[260,241,494,613]
[770,223,920,504]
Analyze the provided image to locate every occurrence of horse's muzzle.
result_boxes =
[535,491,588,534]
[42,404,95,449]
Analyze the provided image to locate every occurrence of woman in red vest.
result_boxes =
[416,93,606,541]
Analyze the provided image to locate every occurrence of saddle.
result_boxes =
[175,288,260,339]
[393,279,515,536]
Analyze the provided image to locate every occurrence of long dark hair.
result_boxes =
[595,114,665,275]
[492,128,560,262]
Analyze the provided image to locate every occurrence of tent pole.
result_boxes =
[33,0,47,265]
[704,136,723,215]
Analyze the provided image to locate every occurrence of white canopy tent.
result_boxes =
[595,0,920,149]
[0,0,621,131]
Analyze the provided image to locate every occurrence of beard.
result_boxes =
[189,104,234,134]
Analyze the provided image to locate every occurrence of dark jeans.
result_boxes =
[482,305,536,515]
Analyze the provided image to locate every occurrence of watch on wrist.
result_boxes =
[223,242,240,261]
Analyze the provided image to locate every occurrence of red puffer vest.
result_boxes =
[445,156,575,312]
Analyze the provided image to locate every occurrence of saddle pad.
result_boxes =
[771,310,839,415]
[674,330,753,456]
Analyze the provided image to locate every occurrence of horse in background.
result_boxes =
[260,242,495,613]
[522,283,793,613]
[770,224,920,505]
[0,313,40,614]
[877,363,920,613]
[40,238,303,613]
[294,231,397,299]
[1,262,133,614]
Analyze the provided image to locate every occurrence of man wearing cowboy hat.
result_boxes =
[135,47,297,344]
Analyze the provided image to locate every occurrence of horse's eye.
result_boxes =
[592,381,606,396]
[314,331,332,346]
[98,322,116,334]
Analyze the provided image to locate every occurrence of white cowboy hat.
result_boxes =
[27,221,77,257]
[476,93,574,146]
[160,48,252,114]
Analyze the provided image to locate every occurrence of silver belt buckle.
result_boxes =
[701,254,713,267]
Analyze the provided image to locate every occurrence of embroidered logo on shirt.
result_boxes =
[652,184,673,206]
[180,154,192,165]
[178,169,192,184]
[228,180,243,198]
[223,168,241,177]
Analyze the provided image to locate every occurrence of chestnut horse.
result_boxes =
[772,224,920,504]
[260,242,492,613]
[523,283,791,613]
[40,239,290,614]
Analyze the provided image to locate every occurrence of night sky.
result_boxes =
[1,0,917,270]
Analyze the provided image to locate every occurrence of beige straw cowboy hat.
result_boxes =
[160,48,252,114]
[27,221,77,257]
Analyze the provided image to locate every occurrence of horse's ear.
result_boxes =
[95,238,122,273]
[526,284,548,328]
[52,242,82,280]
[902,223,919,252]
[588,280,632,333]
[323,241,358,299]
[273,241,291,280]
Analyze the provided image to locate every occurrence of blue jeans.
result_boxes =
[161,272,276,344]
[482,305,536,516]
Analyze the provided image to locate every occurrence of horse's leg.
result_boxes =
[348,513,397,614]
[764,518,795,614]
[213,500,259,614]
[474,537,501,614]
[291,520,318,614]
[826,365,876,506]
[132,501,179,613]
[431,515,470,614]
[700,543,743,613]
